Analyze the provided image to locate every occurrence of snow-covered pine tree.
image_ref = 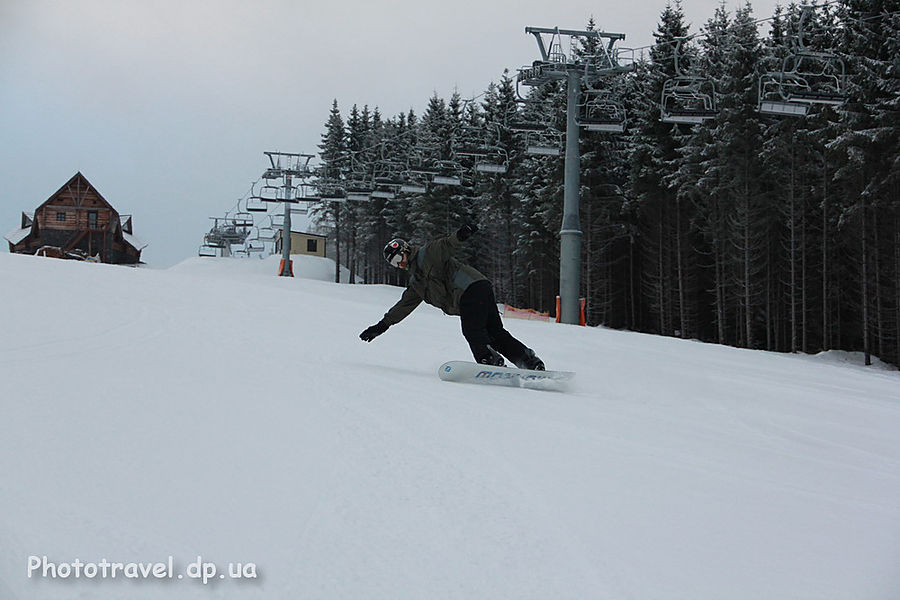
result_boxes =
[628,1,692,337]
[406,94,447,243]
[514,81,566,315]
[705,3,768,349]
[831,0,900,366]
[572,18,634,328]
[315,100,347,283]
[476,72,521,305]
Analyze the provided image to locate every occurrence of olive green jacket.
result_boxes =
[381,231,486,326]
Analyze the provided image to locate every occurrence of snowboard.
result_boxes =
[438,361,575,392]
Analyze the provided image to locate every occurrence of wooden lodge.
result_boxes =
[5,172,147,264]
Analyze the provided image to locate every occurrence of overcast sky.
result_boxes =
[1,0,782,268]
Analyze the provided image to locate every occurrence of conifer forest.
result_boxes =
[310,1,899,367]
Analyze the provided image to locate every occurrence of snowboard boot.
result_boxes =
[476,346,506,367]
[518,348,545,371]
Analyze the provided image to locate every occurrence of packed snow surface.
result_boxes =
[1,252,898,599]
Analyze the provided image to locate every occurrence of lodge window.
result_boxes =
[88,211,99,229]
[56,212,66,222]
[307,239,318,253]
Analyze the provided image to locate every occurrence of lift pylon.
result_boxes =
[518,25,632,325]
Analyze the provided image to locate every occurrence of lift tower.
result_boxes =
[259,152,314,276]
[518,26,632,324]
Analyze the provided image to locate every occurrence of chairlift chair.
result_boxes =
[452,124,509,174]
[660,39,719,124]
[199,244,217,257]
[579,89,627,133]
[316,184,348,202]
[260,184,281,202]
[231,211,255,228]
[344,181,373,200]
[432,175,462,186]
[475,161,508,174]
[431,160,464,186]
[246,239,266,254]
[408,165,442,177]
[400,183,427,194]
[757,7,846,117]
[397,173,428,194]
[203,234,226,249]
[246,196,268,212]
[473,147,509,174]
[294,183,320,203]
[519,126,562,156]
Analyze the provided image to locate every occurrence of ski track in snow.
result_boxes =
[1,253,899,600]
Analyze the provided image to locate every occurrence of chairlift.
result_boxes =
[520,127,562,156]
[452,124,492,157]
[246,196,268,212]
[315,185,348,202]
[408,165,442,176]
[660,38,719,124]
[400,183,427,193]
[244,182,269,212]
[431,160,464,186]
[475,162,508,174]
[203,234,226,249]
[432,175,462,186]
[506,114,563,155]
[473,148,510,174]
[398,173,428,194]
[451,124,510,175]
[758,6,847,117]
[294,183,320,202]
[258,227,277,242]
[578,89,627,133]
[231,211,254,228]
[312,179,347,202]
[246,239,266,254]
[345,177,375,194]
[199,244,217,257]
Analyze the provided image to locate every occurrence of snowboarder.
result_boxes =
[359,223,545,370]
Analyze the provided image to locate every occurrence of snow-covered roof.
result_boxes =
[123,231,148,251]
[4,227,31,245]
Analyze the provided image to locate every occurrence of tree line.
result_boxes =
[311,0,899,368]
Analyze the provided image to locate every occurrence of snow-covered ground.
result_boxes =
[1,252,898,600]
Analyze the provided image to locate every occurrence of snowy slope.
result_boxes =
[1,252,899,600]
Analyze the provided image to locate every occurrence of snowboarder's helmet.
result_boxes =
[383,238,410,267]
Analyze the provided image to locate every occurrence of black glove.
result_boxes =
[359,320,389,342]
[457,222,478,242]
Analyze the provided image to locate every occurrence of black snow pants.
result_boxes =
[459,279,529,366]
